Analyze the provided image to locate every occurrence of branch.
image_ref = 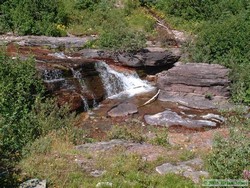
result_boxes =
[139,89,160,108]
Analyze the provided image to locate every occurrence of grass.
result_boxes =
[107,119,169,147]
[18,133,196,187]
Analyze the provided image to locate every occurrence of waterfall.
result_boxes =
[42,69,64,83]
[80,96,89,111]
[70,68,91,111]
[70,68,88,91]
[96,62,154,98]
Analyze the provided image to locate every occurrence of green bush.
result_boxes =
[155,0,250,21]
[206,129,250,179]
[74,0,100,11]
[0,53,78,186]
[190,13,250,66]
[0,0,68,36]
[188,12,250,103]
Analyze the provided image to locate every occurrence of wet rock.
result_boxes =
[19,179,46,188]
[144,110,217,128]
[156,158,209,183]
[56,90,84,111]
[107,102,138,117]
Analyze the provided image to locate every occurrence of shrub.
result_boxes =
[206,129,250,179]
[0,53,78,186]
[155,0,250,21]
[74,0,103,11]
[0,0,68,36]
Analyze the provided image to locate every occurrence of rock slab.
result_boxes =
[156,158,209,183]
[144,110,219,128]
[157,63,230,109]
[157,63,230,96]
[108,102,138,117]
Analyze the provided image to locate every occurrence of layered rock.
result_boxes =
[157,63,230,109]
[78,48,180,68]
[1,35,95,50]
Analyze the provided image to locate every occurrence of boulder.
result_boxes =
[107,102,138,117]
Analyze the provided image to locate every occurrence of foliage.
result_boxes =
[0,0,68,36]
[206,129,250,179]
[0,53,78,186]
[155,0,250,21]
[154,0,250,104]
[65,0,153,51]
[74,0,100,11]
[0,55,44,155]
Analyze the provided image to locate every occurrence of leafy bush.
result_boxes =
[188,12,250,103]
[0,53,78,186]
[206,129,250,179]
[74,0,100,11]
[0,0,68,36]
[155,0,250,21]
[0,55,44,154]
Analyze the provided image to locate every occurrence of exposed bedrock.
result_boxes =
[156,63,231,109]
[78,48,180,68]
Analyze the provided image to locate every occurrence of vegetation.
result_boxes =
[1,0,250,187]
[18,135,195,187]
[0,52,80,186]
[65,0,154,51]
[154,0,250,104]
[206,129,250,179]
[0,0,68,36]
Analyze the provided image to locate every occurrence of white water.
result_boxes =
[43,69,65,83]
[70,68,88,91]
[96,62,154,98]
[80,95,89,111]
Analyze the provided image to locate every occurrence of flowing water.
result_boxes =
[42,53,154,111]
[96,62,154,98]
[42,69,64,83]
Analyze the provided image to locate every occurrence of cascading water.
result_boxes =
[41,52,154,112]
[96,62,154,98]
[70,68,90,111]
[42,69,64,83]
